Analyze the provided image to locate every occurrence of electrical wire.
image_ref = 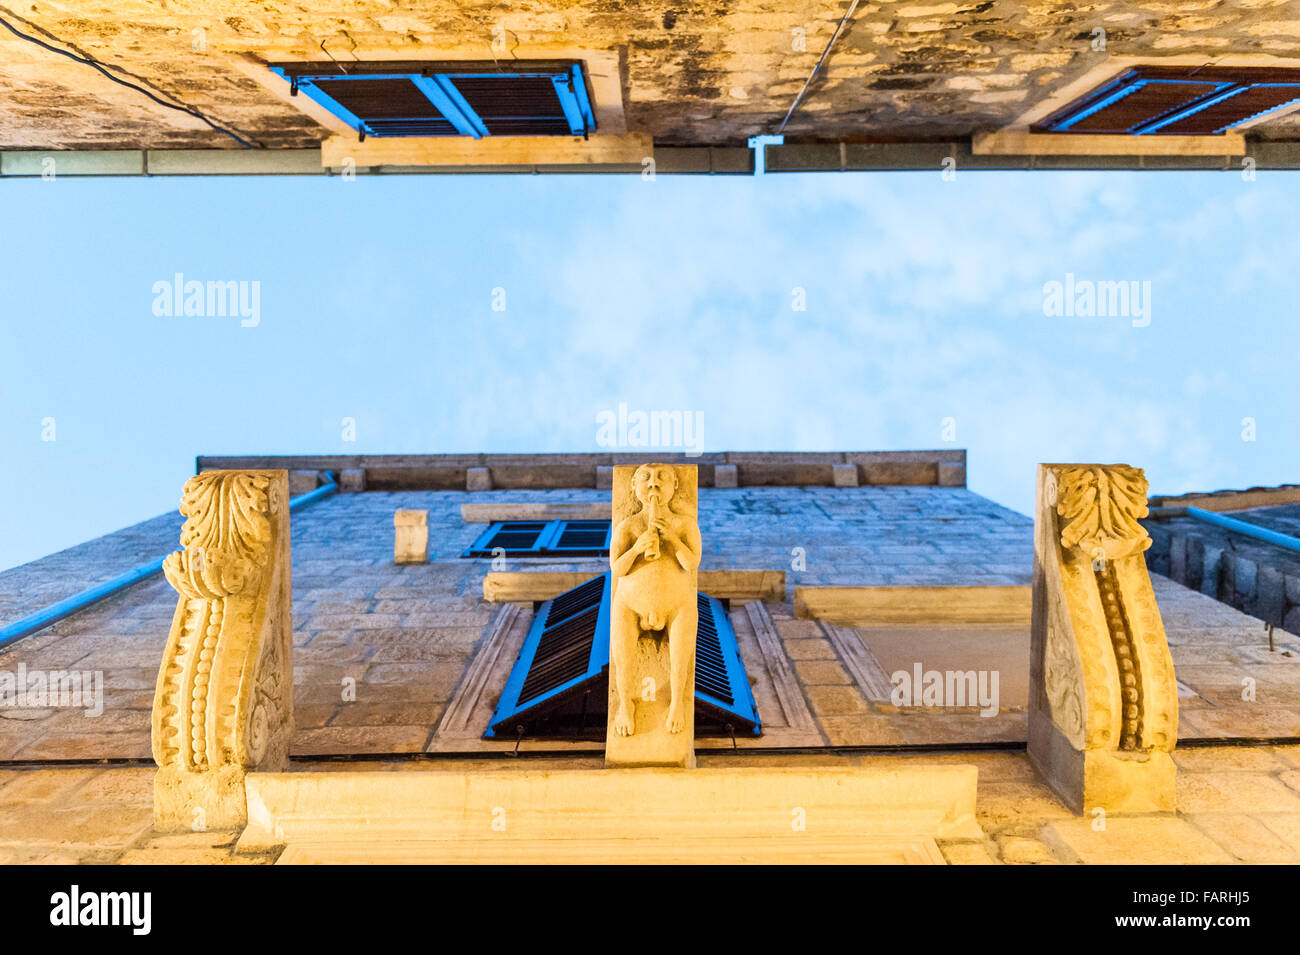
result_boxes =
[0,13,257,148]
[778,0,861,134]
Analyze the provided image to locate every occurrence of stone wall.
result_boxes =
[3,1,1300,150]
[1145,508,1300,633]
[0,484,1033,760]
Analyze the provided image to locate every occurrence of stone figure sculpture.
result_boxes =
[607,463,700,767]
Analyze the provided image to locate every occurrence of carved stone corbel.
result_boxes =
[1029,464,1177,813]
[606,463,700,768]
[151,470,293,830]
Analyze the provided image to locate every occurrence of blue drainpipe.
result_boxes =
[1149,504,1300,556]
[0,471,337,650]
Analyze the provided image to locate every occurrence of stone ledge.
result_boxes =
[484,569,786,603]
[237,763,981,859]
[1149,483,1300,512]
[794,585,1031,626]
[461,501,610,523]
[275,834,946,864]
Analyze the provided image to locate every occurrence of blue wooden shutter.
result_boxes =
[464,520,611,558]
[1036,66,1300,136]
[487,574,761,738]
[269,62,595,139]
[489,574,610,738]
[694,593,761,733]
[545,520,612,556]
[463,521,550,558]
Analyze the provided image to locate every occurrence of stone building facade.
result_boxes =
[5,2,1300,174]
[1146,485,1300,636]
[1,451,1298,864]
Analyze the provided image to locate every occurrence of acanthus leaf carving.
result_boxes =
[1056,465,1152,561]
[151,470,292,830]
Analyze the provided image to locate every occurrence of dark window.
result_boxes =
[1034,66,1300,135]
[269,60,596,139]
[462,520,611,558]
[487,573,761,739]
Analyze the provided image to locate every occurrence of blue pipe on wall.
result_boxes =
[1183,505,1300,555]
[0,472,337,650]
[1150,504,1300,556]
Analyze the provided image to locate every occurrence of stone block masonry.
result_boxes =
[1145,511,1300,631]
[4,3,1300,151]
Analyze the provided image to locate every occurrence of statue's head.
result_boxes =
[633,464,676,507]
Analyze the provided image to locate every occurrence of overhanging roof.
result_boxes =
[195,450,968,490]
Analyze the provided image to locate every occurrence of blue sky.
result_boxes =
[1,166,1295,571]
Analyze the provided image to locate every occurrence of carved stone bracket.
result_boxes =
[606,464,700,769]
[152,470,293,830]
[1029,464,1177,813]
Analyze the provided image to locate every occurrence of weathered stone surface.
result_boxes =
[1257,565,1286,625]
[1145,509,1300,625]
[713,463,738,489]
[1176,770,1300,815]
[939,841,999,864]
[393,509,429,564]
[937,460,966,487]
[1044,816,1234,864]
[1188,813,1298,862]
[5,2,1300,152]
[996,834,1060,864]
[465,467,491,492]
[793,659,853,685]
[339,469,366,493]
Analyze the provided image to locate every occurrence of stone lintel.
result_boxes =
[484,569,785,603]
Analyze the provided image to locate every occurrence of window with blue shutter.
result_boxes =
[1035,66,1300,136]
[487,573,761,740]
[463,520,611,558]
[268,61,596,139]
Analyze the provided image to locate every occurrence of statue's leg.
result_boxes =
[665,602,697,733]
[610,601,639,736]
